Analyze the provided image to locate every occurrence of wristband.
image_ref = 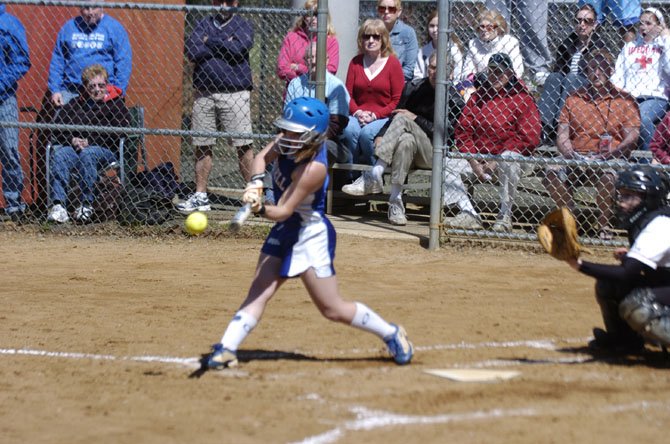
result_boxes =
[257,204,266,216]
[250,173,266,182]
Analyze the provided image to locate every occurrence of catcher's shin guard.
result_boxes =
[595,280,641,343]
[620,287,670,347]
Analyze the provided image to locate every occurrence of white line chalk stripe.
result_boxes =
[0,348,200,367]
[291,401,670,444]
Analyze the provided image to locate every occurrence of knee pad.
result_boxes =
[620,288,670,346]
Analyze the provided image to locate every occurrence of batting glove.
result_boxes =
[242,179,264,213]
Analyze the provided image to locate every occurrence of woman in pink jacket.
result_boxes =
[276,0,339,84]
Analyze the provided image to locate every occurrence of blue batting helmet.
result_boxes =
[274,97,329,155]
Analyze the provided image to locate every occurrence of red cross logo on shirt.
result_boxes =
[635,56,653,69]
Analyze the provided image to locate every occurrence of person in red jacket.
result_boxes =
[649,111,670,165]
[444,53,541,232]
[340,18,405,168]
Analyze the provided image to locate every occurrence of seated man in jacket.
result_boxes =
[444,52,541,231]
[545,50,640,240]
[47,64,130,224]
[341,52,465,225]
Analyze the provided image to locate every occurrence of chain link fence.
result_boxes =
[1,0,669,247]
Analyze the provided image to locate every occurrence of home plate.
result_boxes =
[424,368,521,382]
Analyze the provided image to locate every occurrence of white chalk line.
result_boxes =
[0,336,592,370]
[290,400,670,444]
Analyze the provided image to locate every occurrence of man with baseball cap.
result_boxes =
[444,52,541,232]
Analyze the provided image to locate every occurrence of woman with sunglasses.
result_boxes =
[462,9,524,81]
[377,0,418,81]
[46,64,130,224]
[538,4,605,142]
[413,9,464,82]
[340,19,404,168]
[611,7,670,151]
[276,0,339,86]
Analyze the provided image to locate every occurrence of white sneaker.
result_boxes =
[534,71,550,86]
[341,172,382,196]
[491,214,512,232]
[449,211,482,229]
[388,200,407,225]
[73,205,94,224]
[176,193,211,213]
[47,204,69,223]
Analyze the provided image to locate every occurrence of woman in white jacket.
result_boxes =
[611,7,670,151]
[462,9,524,81]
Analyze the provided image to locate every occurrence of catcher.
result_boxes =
[539,165,670,353]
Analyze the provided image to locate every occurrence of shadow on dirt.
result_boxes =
[188,348,390,379]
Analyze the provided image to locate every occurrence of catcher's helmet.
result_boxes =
[274,97,329,155]
[615,166,669,228]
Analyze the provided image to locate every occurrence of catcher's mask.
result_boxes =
[615,166,669,229]
[274,97,329,156]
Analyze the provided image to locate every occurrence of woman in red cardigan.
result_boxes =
[340,18,404,172]
[443,53,541,232]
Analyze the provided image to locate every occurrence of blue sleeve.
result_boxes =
[110,21,132,93]
[48,27,67,93]
[402,24,418,81]
[185,20,213,63]
[0,18,31,94]
[205,18,253,61]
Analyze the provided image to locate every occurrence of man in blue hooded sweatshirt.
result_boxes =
[0,4,31,220]
[48,0,131,107]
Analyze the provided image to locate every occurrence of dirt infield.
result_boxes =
[1,230,669,444]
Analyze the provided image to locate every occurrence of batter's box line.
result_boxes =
[289,400,670,444]
[0,336,590,370]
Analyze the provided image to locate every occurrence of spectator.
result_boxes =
[649,110,670,164]
[276,0,339,86]
[0,4,30,221]
[444,53,541,231]
[462,9,524,81]
[285,41,351,167]
[413,9,464,82]
[46,64,130,224]
[579,0,641,44]
[341,19,404,167]
[538,4,605,142]
[48,0,132,107]
[342,53,465,226]
[545,51,640,240]
[377,0,418,82]
[177,0,254,214]
[486,0,551,85]
[611,7,670,151]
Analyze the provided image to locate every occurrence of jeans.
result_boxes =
[50,145,117,205]
[341,116,389,165]
[637,96,668,151]
[538,73,588,130]
[0,96,24,213]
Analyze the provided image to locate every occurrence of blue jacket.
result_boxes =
[390,19,418,82]
[0,4,30,101]
[48,14,132,94]
[186,14,253,93]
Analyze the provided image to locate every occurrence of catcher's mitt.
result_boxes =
[537,207,590,261]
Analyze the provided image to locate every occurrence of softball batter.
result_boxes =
[206,97,414,369]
